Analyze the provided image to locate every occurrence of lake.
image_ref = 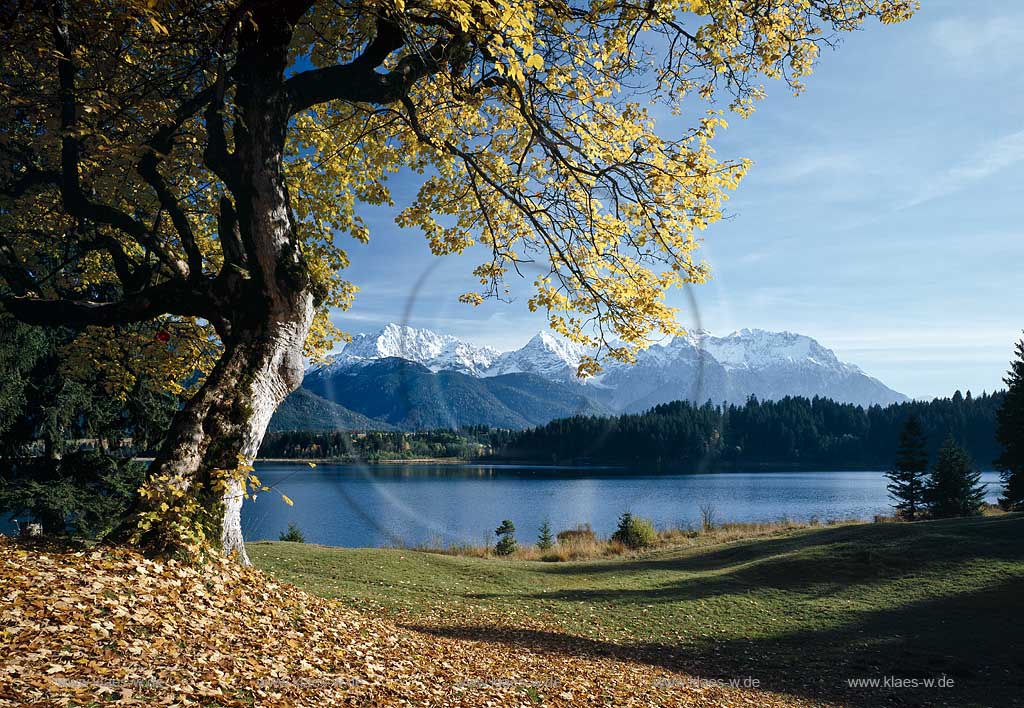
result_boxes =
[241,464,1005,548]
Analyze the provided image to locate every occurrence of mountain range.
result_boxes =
[269,323,908,432]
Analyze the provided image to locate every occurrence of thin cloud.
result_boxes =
[754,150,865,185]
[902,129,1024,208]
[930,14,1024,67]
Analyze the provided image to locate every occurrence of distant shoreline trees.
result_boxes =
[257,391,1007,473]
[489,392,1004,470]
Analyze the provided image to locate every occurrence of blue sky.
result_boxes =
[330,0,1024,400]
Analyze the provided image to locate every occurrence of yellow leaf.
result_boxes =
[147,17,169,35]
[525,54,544,71]
[281,494,294,506]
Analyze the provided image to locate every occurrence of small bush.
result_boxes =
[279,523,306,543]
[556,523,596,544]
[494,536,518,556]
[699,502,717,532]
[611,512,658,549]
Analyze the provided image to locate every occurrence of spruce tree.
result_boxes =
[886,414,930,520]
[494,520,518,556]
[995,334,1024,511]
[926,437,987,519]
[537,520,554,550]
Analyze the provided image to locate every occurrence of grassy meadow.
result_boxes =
[251,513,1024,708]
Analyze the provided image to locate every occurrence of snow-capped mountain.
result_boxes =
[307,323,908,412]
[311,323,499,377]
[482,331,590,381]
[595,336,727,411]
[597,328,907,411]
[696,329,856,374]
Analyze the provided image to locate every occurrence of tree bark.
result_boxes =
[97,3,315,564]
[217,296,314,562]
[122,286,312,564]
[197,5,313,563]
[118,17,315,560]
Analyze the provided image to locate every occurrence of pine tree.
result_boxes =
[537,520,554,550]
[278,523,306,543]
[494,520,518,556]
[886,414,930,520]
[996,334,1024,511]
[926,437,987,519]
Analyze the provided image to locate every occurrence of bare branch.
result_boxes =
[0,166,61,200]
[216,195,247,270]
[48,0,190,281]
[285,18,454,113]
[0,234,44,297]
[204,66,239,190]
[3,279,214,328]
[136,154,204,279]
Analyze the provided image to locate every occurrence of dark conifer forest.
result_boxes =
[260,391,1004,470]
[497,392,1002,468]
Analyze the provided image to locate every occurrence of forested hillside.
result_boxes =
[497,391,1003,468]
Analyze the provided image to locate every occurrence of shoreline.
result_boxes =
[240,458,917,472]
[258,456,469,464]
[132,456,475,465]
[132,456,999,474]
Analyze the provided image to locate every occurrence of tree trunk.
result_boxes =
[215,296,314,562]
[128,289,313,564]
[109,4,313,564]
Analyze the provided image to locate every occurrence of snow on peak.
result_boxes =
[313,323,499,376]
[304,323,903,408]
[310,323,865,381]
[483,331,590,380]
[694,328,855,373]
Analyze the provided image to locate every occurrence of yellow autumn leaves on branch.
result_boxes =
[1,0,917,392]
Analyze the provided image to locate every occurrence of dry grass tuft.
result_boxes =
[407,516,863,562]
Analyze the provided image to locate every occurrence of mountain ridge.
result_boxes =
[268,323,908,431]
[302,357,608,430]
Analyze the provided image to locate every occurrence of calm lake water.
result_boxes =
[241,464,1004,548]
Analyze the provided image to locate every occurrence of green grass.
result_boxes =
[250,514,1024,708]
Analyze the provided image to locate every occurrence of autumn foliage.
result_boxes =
[0,0,916,560]
[1,538,821,707]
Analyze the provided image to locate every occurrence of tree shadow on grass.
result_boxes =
[466,516,1022,606]
[409,517,1024,706]
[404,575,1024,708]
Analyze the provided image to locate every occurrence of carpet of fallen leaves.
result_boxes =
[0,539,834,708]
